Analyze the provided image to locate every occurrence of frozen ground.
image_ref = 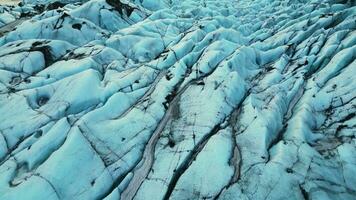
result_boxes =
[0,0,355,199]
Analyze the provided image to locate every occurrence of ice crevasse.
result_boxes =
[0,0,355,199]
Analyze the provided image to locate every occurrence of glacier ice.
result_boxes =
[0,0,355,199]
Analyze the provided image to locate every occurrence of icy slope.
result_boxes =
[0,0,355,199]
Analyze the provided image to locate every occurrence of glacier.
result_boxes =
[0,0,355,199]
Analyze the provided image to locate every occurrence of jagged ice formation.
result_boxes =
[0,0,355,199]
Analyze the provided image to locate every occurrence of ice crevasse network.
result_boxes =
[0,0,355,199]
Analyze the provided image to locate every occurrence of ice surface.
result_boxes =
[0,0,355,199]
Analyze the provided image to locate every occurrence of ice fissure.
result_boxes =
[0,0,355,199]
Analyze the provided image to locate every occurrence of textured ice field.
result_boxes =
[0,0,355,199]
